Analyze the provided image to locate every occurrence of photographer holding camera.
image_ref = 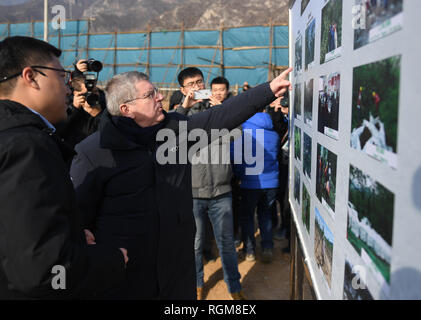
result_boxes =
[56,59,106,150]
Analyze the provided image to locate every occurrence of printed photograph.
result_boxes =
[294,83,303,120]
[320,0,343,64]
[316,144,337,215]
[301,0,311,15]
[347,165,395,287]
[314,207,334,289]
[343,257,374,300]
[354,0,403,50]
[294,126,302,162]
[350,56,401,169]
[295,32,303,76]
[303,132,312,180]
[294,167,301,205]
[302,183,311,233]
[305,18,316,70]
[318,73,340,140]
[304,78,314,126]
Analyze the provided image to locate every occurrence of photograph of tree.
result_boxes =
[294,83,302,120]
[295,32,303,76]
[316,144,337,215]
[303,132,312,180]
[301,0,311,15]
[318,72,340,140]
[320,0,343,64]
[314,207,334,289]
[350,56,400,169]
[294,125,302,162]
[343,257,374,300]
[347,165,395,286]
[302,183,311,233]
[304,78,314,126]
[294,167,301,205]
[354,0,403,50]
[305,18,316,70]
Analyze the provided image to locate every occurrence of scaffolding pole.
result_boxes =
[268,19,274,81]
[219,22,225,78]
[146,24,151,77]
[113,29,118,76]
[44,0,48,42]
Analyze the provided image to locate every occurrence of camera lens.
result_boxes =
[87,59,103,72]
[86,93,100,106]
[280,91,289,107]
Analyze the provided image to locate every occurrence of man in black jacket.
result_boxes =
[0,36,128,300]
[56,72,105,150]
[70,68,292,300]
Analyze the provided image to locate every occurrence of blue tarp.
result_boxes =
[224,26,270,47]
[0,21,289,87]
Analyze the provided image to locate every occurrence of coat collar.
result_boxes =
[99,109,170,150]
[0,100,76,162]
[0,99,48,133]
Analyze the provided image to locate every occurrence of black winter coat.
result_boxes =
[55,105,103,150]
[176,95,238,199]
[70,83,276,299]
[0,100,126,300]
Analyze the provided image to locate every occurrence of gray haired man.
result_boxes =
[70,68,292,299]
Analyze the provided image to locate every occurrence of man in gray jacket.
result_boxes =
[176,69,243,300]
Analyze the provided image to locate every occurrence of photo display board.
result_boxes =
[288,0,421,300]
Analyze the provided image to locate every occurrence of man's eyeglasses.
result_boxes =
[0,65,72,86]
[123,87,160,104]
[182,79,204,88]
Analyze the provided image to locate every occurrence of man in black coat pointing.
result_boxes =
[70,68,292,299]
[0,36,128,299]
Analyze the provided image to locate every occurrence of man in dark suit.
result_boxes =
[70,68,292,299]
[55,72,105,150]
[0,36,128,299]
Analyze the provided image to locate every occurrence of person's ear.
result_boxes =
[119,103,134,118]
[180,86,188,96]
[21,67,39,89]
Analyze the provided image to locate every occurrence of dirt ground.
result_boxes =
[200,234,292,300]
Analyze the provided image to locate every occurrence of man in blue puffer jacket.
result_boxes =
[231,107,280,263]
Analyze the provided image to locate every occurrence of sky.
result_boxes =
[315,207,334,244]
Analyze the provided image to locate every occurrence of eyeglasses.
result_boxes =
[212,87,227,93]
[182,79,204,88]
[123,87,160,104]
[0,65,72,86]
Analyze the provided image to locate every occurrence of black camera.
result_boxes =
[84,59,103,73]
[74,58,103,106]
[280,90,289,108]
[83,73,100,106]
